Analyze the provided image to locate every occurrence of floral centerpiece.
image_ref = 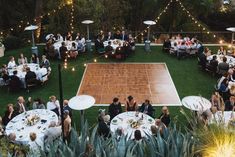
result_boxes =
[26,114,40,126]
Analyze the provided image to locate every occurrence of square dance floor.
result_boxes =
[77,63,181,106]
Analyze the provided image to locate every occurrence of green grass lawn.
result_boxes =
[0,46,219,129]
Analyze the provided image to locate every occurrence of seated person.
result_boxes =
[105,31,113,41]
[211,91,223,110]
[69,42,78,58]
[18,53,28,65]
[217,46,226,55]
[77,38,86,53]
[198,52,208,70]
[105,41,114,55]
[9,70,21,92]
[25,67,38,86]
[122,41,130,57]
[208,55,218,73]
[125,95,138,111]
[95,35,105,53]
[55,33,63,42]
[158,106,170,127]
[7,56,16,69]
[2,104,17,126]
[37,65,48,82]
[150,125,158,137]
[40,55,50,70]
[128,35,135,52]
[204,47,212,57]
[134,130,142,141]
[98,115,110,138]
[177,41,187,59]
[225,96,235,111]
[155,119,167,136]
[169,42,178,55]
[32,98,45,109]
[47,95,60,116]
[30,53,39,64]
[217,57,229,75]
[162,38,171,53]
[138,99,154,117]
[28,132,42,156]
[59,42,68,60]
[44,121,62,144]
[108,97,122,120]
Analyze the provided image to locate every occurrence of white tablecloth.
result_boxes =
[207,55,235,67]
[8,63,41,88]
[210,111,235,126]
[181,96,212,111]
[53,40,76,52]
[103,39,125,50]
[110,112,155,139]
[5,109,58,146]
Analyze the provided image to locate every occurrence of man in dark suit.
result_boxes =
[121,30,128,41]
[108,97,122,120]
[105,31,113,41]
[217,57,229,75]
[208,55,218,73]
[25,67,37,86]
[9,70,21,92]
[138,99,154,117]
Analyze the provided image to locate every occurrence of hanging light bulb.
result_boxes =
[64,65,67,69]
[94,59,97,62]
[228,44,232,48]
[72,67,75,71]
[105,55,108,58]
[219,40,223,44]
[213,35,216,38]
[84,63,87,67]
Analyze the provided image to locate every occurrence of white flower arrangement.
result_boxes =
[26,114,40,126]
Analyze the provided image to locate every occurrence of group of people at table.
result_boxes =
[0,95,72,155]
[44,30,135,60]
[0,53,51,92]
[97,96,170,140]
[0,94,171,154]
[162,35,203,59]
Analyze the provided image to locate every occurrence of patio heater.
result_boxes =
[24,25,39,56]
[81,20,94,52]
[226,27,235,45]
[143,20,156,52]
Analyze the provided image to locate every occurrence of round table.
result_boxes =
[8,63,41,88]
[110,112,155,139]
[103,39,125,50]
[53,40,77,52]
[5,109,58,145]
[8,63,40,78]
[207,55,235,67]
[181,96,212,112]
[210,111,235,126]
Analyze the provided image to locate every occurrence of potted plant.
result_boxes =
[0,36,5,57]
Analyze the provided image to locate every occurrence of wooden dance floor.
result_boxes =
[77,63,181,106]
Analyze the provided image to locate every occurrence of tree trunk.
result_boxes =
[35,0,43,42]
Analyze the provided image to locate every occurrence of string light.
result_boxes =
[84,63,87,67]
[105,55,108,58]
[94,59,97,62]
[72,67,75,71]
[219,40,223,44]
